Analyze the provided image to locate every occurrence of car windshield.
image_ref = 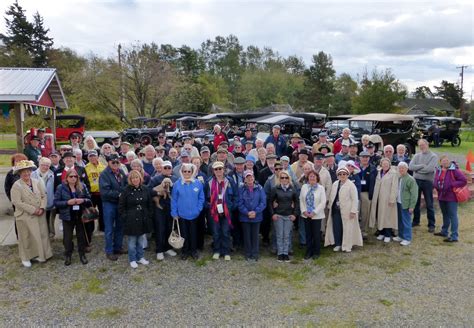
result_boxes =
[349,120,373,134]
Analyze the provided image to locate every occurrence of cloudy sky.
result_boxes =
[2,0,473,94]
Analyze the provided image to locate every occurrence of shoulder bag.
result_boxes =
[168,218,185,249]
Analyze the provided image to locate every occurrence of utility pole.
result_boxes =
[456,65,468,97]
[118,44,126,119]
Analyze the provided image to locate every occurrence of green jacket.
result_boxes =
[399,174,418,209]
[24,144,41,166]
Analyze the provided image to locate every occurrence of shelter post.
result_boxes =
[15,103,24,152]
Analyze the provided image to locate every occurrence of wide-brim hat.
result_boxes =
[336,167,350,175]
[13,160,37,174]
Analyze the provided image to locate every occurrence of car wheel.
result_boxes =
[451,136,461,147]
[140,134,152,146]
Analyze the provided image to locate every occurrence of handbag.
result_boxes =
[450,171,470,203]
[168,218,185,249]
[81,206,100,223]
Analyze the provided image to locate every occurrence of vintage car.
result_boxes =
[121,117,163,145]
[348,113,418,154]
[246,114,307,143]
[44,115,85,142]
[416,116,462,147]
[83,130,120,147]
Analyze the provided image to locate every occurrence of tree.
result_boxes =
[352,68,407,114]
[302,51,336,111]
[284,55,306,75]
[433,80,462,109]
[31,11,54,66]
[331,73,357,115]
[0,1,33,51]
[413,86,434,99]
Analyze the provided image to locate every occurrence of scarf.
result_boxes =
[210,178,232,227]
[305,184,317,212]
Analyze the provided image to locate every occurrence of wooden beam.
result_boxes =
[14,103,24,153]
[50,108,57,146]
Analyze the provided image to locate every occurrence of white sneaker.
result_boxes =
[400,240,411,246]
[212,253,220,260]
[392,236,402,242]
[224,255,231,261]
[22,260,31,268]
[377,235,385,241]
[165,249,177,257]
[384,237,391,243]
[130,261,138,269]
[156,253,165,261]
[138,258,149,265]
[342,249,352,253]
[333,246,341,252]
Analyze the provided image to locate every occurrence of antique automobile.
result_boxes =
[416,116,462,147]
[83,131,120,147]
[121,117,163,145]
[324,115,354,142]
[43,115,85,142]
[348,114,417,154]
[246,114,307,143]
[286,112,326,140]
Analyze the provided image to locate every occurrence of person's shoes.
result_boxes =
[80,254,88,265]
[400,240,411,246]
[288,251,294,256]
[392,236,402,242]
[106,253,118,261]
[224,255,231,261]
[64,256,72,266]
[156,253,165,261]
[165,249,177,257]
[22,260,32,268]
[277,255,284,262]
[130,261,138,269]
[333,246,341,252]
[284,255,291,263]
[304,254,312,260]
[434,232,447,237]
[212,253,220,260]
[383,237,391,243]
[191,252,199,260]
[84,246,92,253]
[376,234,385,241]
[138,258,149,265]
[342,249,352,253]
[444,238,458,243]
[181,254,188,260]
[32,257,46,263]
[114,249,127,255]
[412,223,420,227]
[428,227,435,233]
[312,255,320,260]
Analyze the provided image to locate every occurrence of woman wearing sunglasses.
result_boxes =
[269,170,300,262]
[325,167,363,252]
[54,169,92,266]
[171,163,205,260]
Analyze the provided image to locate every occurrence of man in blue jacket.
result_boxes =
[264,125,287,158]
[99,154,127,261]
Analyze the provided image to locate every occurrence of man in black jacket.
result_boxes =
[54,152,89,191]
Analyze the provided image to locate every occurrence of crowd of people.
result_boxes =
[5,124,468,268]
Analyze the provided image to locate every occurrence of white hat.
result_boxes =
[13,160,37,174]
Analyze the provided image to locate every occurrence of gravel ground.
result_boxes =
[1,202,473,327]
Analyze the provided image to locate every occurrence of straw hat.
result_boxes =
[13,160,37,174]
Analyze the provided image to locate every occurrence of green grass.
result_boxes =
[379,299,393,307]
[0,154,11,166]
[88,307,127,319]
[0,139,16,149]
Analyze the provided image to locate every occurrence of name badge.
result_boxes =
[361,180,367,185]
[72,205,80,211]
[217,203,224,214]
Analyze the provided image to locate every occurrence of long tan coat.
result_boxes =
[369,168,398,230]
[325,180,363,251]
[10,179,53,262]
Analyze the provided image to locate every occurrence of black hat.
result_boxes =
[62,151,74,158]
[366,142,375,148]
[37,128,45,133]
[319,144,331,152]
[31,136,40,141]
[298,149,309,156]
[106,154,120,162]
[313,152,324,160]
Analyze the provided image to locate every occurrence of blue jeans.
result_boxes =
[439,201,459,240]
[413,179,435,228]
[273,215,293,255]
[127,234,146,262]
[103,202,123,255]
[397,203,412,241]
[212,215,231,256]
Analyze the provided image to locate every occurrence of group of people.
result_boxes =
[6,123,468,268]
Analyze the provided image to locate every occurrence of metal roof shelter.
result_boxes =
[0,67,68,151]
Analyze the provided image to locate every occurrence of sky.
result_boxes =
[2,0,474,95]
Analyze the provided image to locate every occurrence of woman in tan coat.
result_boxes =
[10,160,53,267]
[325,167,363,252]
[369,157,399,243]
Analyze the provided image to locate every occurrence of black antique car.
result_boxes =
[121,117,163,145]
[348,114,418,154]
[416,116,462,147]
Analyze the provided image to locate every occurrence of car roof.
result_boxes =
[422,116,463,122]
[349,113,414,122]
[249,114,305,125]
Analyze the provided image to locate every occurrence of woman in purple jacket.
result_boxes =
[238,170,266,261]
[433,156,467,242]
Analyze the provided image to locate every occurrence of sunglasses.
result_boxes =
[214,167,223,171]
[274,168,282,171]
[280,176,289,180]
[139,154,145,157]
[111,161,120,164]
[164,166,172,169]
[159,136,165,139]
[182,170,192,173]
[68,175,78,178]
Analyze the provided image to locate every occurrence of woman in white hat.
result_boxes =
[325,166,363,252]
[10,160,53,267]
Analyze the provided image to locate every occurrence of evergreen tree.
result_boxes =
[31,11,54,67]
[302,51,336,111]
[0,1,33,51]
